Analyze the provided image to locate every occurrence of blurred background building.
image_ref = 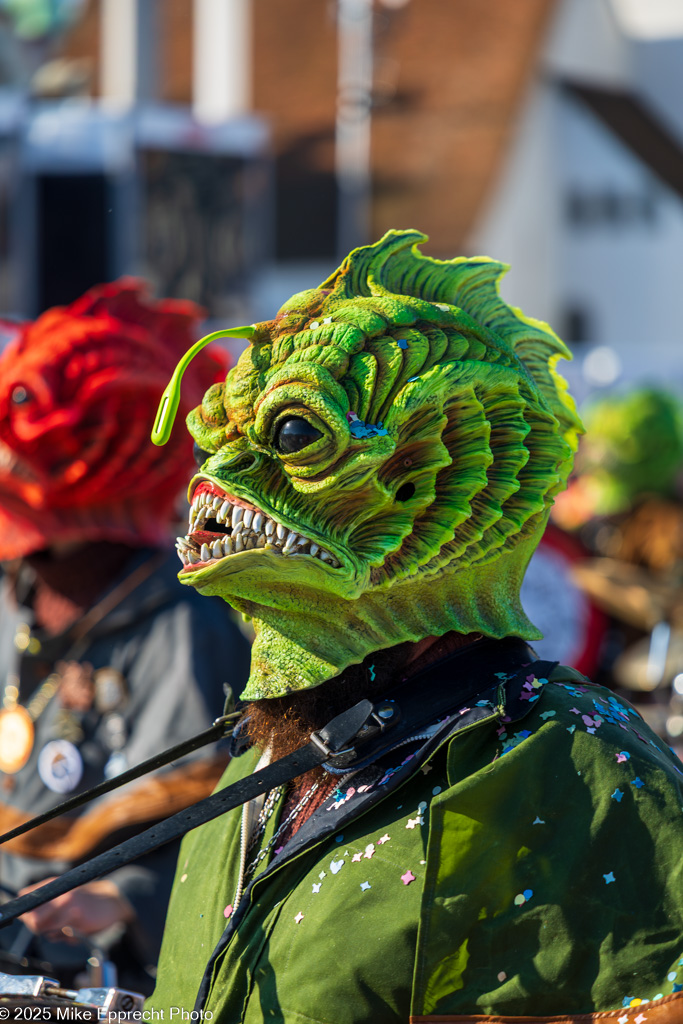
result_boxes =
[0,0,680,390]
[0,2,682,754]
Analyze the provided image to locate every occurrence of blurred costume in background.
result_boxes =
[0,281,251,991]
[554,388,683,745]
[147,232,683,1021]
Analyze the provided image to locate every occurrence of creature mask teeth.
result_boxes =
[176,484,341,570]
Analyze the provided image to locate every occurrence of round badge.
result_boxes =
[0,705,34,774]
[37,739,83,793]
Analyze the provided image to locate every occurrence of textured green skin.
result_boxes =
[180,231,582,699]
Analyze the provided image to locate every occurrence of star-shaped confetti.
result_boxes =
[330,859,344,874]
[364,844,375,859]
[420,763,433,775]
[294,912,304,923]
[318,871,326,880]
[360,881,371,891]
[352,852,363,863]
[312,883,322,894]
[616,751,630,763]
[532,816,545,825]
[611,788,623,802]
[378,834,390,845]
[401,870,416,885]
[631,777,644,788]
[603,871,616,884]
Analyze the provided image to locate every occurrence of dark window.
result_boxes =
[565,187,657,229]
[37,173,109,312]
[562,305,593,345]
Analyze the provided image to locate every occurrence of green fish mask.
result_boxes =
[154,230,582,699]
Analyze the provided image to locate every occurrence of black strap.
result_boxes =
[320,639,556,773]
[0,714,240,848]
[0,699,381,927]
[0,639,550,926]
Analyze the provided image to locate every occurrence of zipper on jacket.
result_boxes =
[232,801,251,911]
[232,748,272,912]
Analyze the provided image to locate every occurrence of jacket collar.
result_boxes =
[232,639,557,922]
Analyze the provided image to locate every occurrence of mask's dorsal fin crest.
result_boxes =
[151,326,255,446]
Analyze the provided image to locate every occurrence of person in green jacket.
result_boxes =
[148,231,683,1023]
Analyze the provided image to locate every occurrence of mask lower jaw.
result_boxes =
[236,548,542,700]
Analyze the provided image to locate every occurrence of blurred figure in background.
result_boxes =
[553,387,683,748]
[555,387,683,548]
[0,281,251,991]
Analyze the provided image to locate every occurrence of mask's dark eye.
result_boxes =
[274,417,323,454]
[193,442,212,467]
[10,385,30,405]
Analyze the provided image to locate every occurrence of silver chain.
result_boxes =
[246,785,284,853]
[244,781,320,883]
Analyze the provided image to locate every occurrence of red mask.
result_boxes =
[0,279,227,559]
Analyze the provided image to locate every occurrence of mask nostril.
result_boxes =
[223,450,258,473]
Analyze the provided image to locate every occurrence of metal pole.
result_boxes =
[100,0,158,108]
[193,0,252,123]
[336,0,373,258]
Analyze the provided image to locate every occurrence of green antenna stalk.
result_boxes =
[151,326,254,446]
